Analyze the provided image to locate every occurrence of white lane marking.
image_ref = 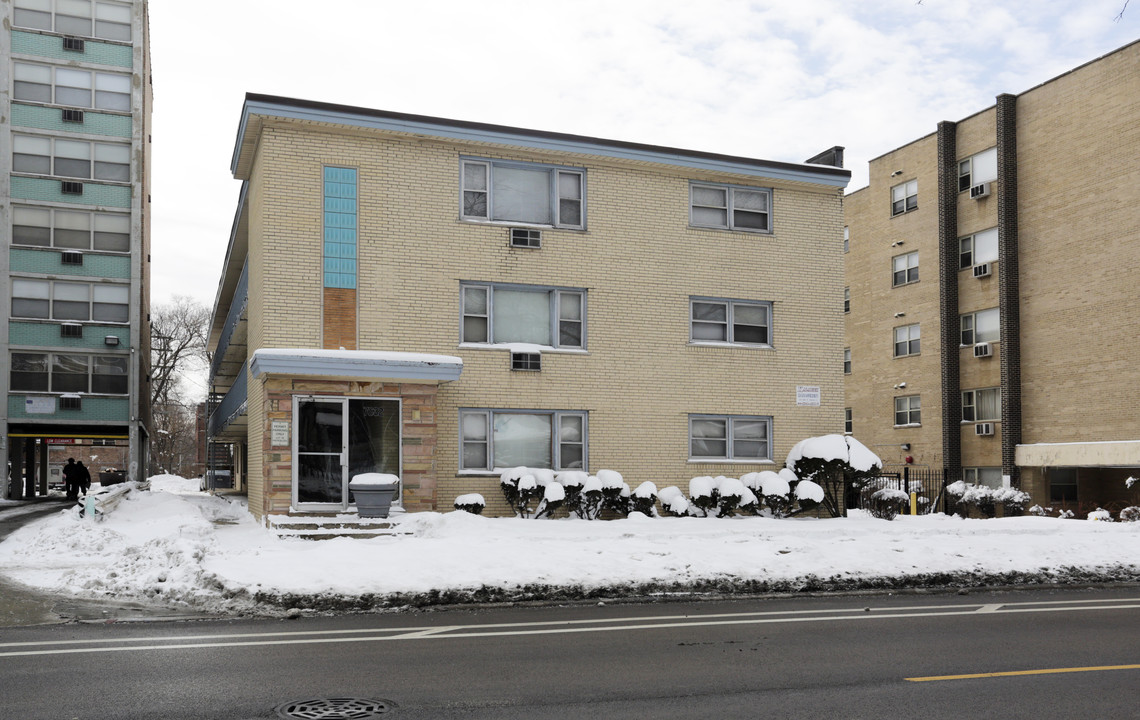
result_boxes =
[5,595,1136,650]
[1,600,1137,659]
[976,604,1004,613]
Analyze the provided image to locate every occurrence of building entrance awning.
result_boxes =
[1016,440,1140,467]
[249,348,463,383]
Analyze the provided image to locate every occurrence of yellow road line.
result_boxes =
[907,664,1140,682]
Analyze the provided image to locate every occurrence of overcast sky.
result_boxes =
[147,0,1137,311]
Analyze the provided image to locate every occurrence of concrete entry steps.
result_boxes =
[265,513,407,540]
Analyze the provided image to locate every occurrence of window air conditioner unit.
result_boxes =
[509,228,542,249]
[510,351,541,371]
[973,342,993,358]
[972,262,992,278]
[970,183,990,199]
[60,395,82,411]
[63,37,85,52]
[60,323,83,339]
[61,251,83,265]
[975,422,995,436]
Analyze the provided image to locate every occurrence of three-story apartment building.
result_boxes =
[2,0,151,498]
[208,94,851,520]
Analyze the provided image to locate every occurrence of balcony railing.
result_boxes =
[209,259,248,382]
[207,359,247,438]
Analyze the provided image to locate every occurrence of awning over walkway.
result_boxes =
[1016,440,1140,467]
[249,349,463,383]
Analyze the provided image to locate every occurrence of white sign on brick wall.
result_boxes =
[271,420,290,447]
[796,386,821,406]
[25,397,56,414]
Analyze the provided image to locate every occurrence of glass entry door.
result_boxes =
[294,397,401,510]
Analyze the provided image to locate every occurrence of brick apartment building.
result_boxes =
[844,40,1140,512]
[207,94,851,521]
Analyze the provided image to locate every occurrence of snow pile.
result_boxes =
[1,475,1138,615]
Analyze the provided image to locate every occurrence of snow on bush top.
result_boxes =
[658,486,683,503]
[1087,508,1112,522]
[945,480,968,497]
[872,488,910,502]
[499,467,529,485]
[689,476,715,499]
[785,434,881,473]
[597,470,624,489]
[633,481,657,499]
[778,468,798,484]
[517,474,537,492]
[758,471,788,497]
[556,471,588,488]
[795,479,824,503]
[740,472,762,492]
[719,477,746,499]
[454,493,485,506]
[582,475,603,493]
[543,482,565,502]
[531,468,555,487]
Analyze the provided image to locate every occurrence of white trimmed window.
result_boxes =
[844,287,850,314]
[461,283,584,349]
[894,395,921,426]
[13,0,132,41]
[690,183,772,233]
[13,134,130,182]
[843,226,849,253]
[10,351,127,394]
[958,148,997,192]
[962,387,1001,423]
[12,205,130,252]
[959,228,998,269]
[689,414,771,461]
[13,62,131,111]
[892,251,919,286]
[844,348,851,375]
[689,298,771,346]
[961,308,999,345]
[891,179,917,216]
[461,159,584,229]
[844,407,853,434]
[894,323,920,357]
[12,278,129,323]
[460,409,586,471]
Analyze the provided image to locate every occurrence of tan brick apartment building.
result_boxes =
[844,40,1140,512]
[207,94,850,521]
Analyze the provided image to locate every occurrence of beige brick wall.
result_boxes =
[844,135,944,468]
[243,120,846,514]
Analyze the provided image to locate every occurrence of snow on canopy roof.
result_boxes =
[786,434,882,473]
[251,348,463,382]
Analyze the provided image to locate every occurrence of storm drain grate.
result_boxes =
[274,697,394,719]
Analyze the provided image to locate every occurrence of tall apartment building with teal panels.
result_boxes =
[2,0,152,500]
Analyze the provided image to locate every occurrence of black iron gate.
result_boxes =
[853,466,950,515]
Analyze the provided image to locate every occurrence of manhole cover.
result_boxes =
[274,697,394,719]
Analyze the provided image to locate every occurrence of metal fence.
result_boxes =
[852,466,950,515]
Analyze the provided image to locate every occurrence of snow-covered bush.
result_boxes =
[499,467,542,517]
[1059,509,1075,519]
[869,488,909,520]
[716,477,746,517]
[576,475,604,520]
[535,482,565,519]
[598,470,629,516]
[556,471,587,517]
[630,481,658,516]
[1029,504,1052,517]
[785,435,882,517]
[993,487,1031,516]
[794,479,824,513]
[453,493,486,515]
[1087,507,1113,522]
[739,486,761,515]
[658,486,690,517]
[758,471,794,518]
[1120,506,1140,523]
[688,476,719,517]
[957,484,996,518]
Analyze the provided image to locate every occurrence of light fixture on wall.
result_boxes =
[891,240,905,247]
[893,382,907,389]
[894,312,905,318]
[891,170,903,177]
[901,443,911,451]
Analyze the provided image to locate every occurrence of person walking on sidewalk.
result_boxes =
[62,458,79,501]
[76,462,92,498]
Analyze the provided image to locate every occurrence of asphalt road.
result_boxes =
[0,586,1137,719]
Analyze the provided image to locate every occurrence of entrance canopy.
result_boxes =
[1016,440,1140,467]
[250,348,463,382]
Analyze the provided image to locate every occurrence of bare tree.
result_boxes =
[149,297,211,475]
[150,296,211,409]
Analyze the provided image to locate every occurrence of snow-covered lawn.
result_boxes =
[0,474,1136,616]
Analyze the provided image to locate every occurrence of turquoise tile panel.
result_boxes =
[9,322,131,350]
[11,30,133,68]
[8,394,130,422]
[11,103,133,138]
[323,166,357,290]
[9,248,132,279]
[11,176,132,208]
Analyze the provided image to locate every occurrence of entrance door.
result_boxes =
[294,397,401,511]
